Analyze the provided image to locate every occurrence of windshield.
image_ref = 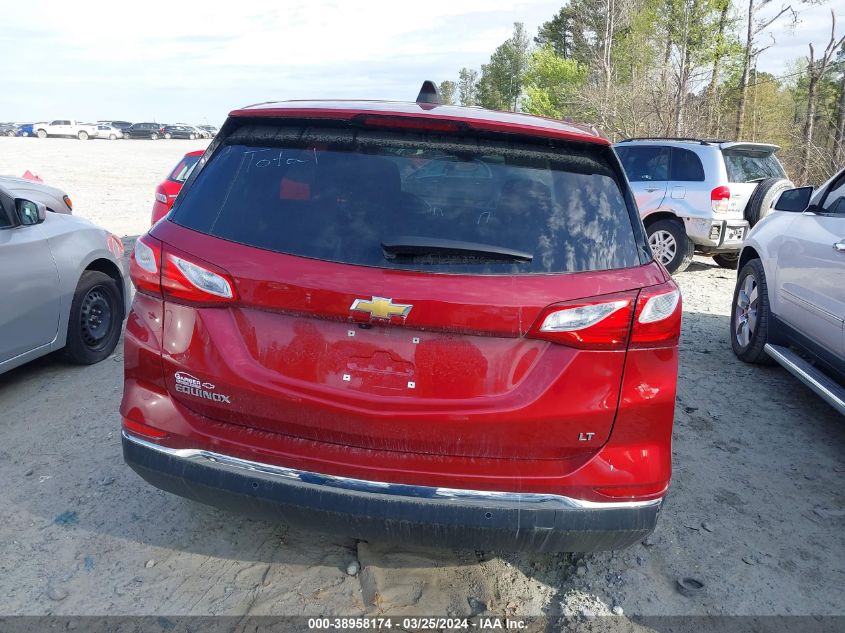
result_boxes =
[170,124,642,275]
[723,149,786,183]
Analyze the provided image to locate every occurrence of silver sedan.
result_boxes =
[0,184,130,374]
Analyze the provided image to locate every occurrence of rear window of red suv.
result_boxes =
[170,123,643,274]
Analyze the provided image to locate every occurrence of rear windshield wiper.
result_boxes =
[382,236,533,263]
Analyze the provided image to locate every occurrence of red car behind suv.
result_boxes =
[150,150,203,225]
[122,84,681,551]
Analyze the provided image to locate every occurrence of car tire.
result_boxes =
[37,129,47,138]
[730,258,774,364]
[745,178,793,227]
[62,271,123,365]
[164,133,172,139]
[78,131,89,140]
[646,219,694,274]
[151,133,159,140]
[712,253,739,269]
[189,134,196,140]
[6,130,14,137]
[109,134,117,140]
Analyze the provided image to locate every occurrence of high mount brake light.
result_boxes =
[129,234,236,304]
[356,115,463,133]
[529,282,681,350]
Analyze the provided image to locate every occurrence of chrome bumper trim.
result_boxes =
[122,431,662,511]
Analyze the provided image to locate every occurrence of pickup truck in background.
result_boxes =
[34,120,99,140]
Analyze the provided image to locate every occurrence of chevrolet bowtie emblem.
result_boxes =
[350,296,413,320]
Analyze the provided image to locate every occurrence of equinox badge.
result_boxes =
[350,296,413,321]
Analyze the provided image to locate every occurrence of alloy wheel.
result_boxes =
[649,229,677,266]
[734,273,758,348]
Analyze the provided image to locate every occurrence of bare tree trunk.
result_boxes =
[734,0,754,139]
[707,2,730,137]
[673,4,691,136]
[834,71,845,168]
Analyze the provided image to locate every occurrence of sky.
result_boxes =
[1,0,843,125]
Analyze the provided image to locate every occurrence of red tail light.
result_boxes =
[528,282,681,350]
[528,291,637,350]
[129,234,236,304]
[630,281,682,348]
[711,185,731,213]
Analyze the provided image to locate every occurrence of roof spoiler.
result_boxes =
[416,80,442,106]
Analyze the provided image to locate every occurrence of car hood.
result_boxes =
[0,175,70,213]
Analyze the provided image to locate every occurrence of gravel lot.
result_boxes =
[0,137,843,620]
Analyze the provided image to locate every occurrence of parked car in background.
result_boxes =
[614,138,792,273]
[731,168,845,415]
[197,125,218,137]
[162,125,200,140]
[98,120,133,131]
[35,120,99,140]
[124,123,164,139]
[0,175,73,214]
[122,83,682,552]
[0,123,18,137]
[150,150,203,224]
[15,123,35,137]
[0,184,129,375]
[96,124,124,140]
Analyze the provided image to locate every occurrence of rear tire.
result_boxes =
[745,178,793,227]
[37,129,47,138]
[164,133,172,139]
[151,133,159,140]
[6,130,13,137]
[62,271,123,365]
[713,253,739,269]
[646,219,694,274]
[731,259,774,364]
[109,134,117,140]
[78,131,89,140]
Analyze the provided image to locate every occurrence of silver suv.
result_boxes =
[614,138,792,273]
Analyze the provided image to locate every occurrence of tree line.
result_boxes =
[438,1,845,185]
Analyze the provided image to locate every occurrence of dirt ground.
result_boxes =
[0,137,844,620]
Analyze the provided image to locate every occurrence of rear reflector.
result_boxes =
[122,417,168,439]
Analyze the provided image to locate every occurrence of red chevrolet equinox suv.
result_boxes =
[121,83,681,551]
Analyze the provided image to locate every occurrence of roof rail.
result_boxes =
[619,137,712,145]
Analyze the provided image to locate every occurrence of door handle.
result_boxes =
[834,241,845,253]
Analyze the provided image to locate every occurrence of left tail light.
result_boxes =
[129,234,236,304]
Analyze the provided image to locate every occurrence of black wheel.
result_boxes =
[646,218,694,274]
[713,253,739,269]
[731,259,774,364]
[62,271,123,365]
[745,178,794,226]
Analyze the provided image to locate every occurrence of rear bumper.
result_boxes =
[685,217,749,250]
[123,431,662,552]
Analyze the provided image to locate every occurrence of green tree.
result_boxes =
[457,67,479,106]
[439,80,457,105]
[477,22,531,111]
[522,46,587,118]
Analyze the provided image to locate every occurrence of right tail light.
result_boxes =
[528,281,681,350]
[711,185,731,213]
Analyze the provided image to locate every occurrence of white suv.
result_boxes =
[614,138,792,273]
[731,168,845,415]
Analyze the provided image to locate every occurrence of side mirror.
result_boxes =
[773,186,813,212]
[15,198,47,226]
